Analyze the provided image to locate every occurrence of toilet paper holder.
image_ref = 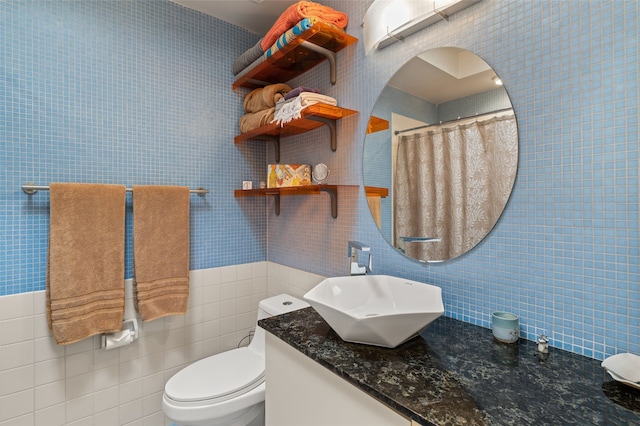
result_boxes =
[101,318,139,350]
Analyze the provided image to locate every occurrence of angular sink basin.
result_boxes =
[303,275,444,348]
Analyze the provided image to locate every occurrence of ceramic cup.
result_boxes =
[492,311,519,344]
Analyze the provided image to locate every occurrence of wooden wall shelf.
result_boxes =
[365,186,389,198]
[366,116,389,134]
[233,23,360,221]
[235,104,358,162]
[235,185,358,218]
[233,22,358,90]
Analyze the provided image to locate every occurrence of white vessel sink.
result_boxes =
[303,275,444,348]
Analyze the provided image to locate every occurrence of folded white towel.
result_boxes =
[272,93,337,126]
[298,92,338,107]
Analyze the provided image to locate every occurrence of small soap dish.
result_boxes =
[601,353,640,390]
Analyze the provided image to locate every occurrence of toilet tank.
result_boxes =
[258,294,309,320]
[250,294,309,356]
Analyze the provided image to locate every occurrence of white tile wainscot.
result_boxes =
[0,262,268,426]
[266,262,326,300]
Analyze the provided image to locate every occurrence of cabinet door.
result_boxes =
[265,333,410,426]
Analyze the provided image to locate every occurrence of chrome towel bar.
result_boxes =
[21,183,209,197]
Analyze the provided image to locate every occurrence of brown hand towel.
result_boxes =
[46,183,126,345]
[132,185,190,321]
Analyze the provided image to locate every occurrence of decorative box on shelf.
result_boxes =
[268,164,312,188]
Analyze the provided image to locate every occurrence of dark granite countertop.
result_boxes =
[259,307,640,425]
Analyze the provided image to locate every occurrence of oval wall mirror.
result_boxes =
[363,47,518,263]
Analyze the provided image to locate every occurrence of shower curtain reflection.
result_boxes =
[394,112,517,261]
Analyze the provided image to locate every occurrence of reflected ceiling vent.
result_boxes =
[418,47,490,79]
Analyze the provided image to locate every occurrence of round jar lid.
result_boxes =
[312,163,330,183]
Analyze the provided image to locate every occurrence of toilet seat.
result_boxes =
[165,347,265,405]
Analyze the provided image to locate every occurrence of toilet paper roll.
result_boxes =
[102,329,134,350]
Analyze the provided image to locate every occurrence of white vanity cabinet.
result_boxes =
[265,333,421,426]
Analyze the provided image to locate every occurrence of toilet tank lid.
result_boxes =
[259,294,309,316]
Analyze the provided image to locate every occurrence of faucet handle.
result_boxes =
[348,241,372,275]
[348,241,370,256]
[537,334,549,354]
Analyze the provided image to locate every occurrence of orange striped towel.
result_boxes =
[260,1,348,51]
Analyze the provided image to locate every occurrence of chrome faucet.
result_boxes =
[348,241,372,275]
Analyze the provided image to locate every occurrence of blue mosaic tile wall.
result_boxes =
[267,0,639,360]
[1,0,638,361]
[1,1,265,295]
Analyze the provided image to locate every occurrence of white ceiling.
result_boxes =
[169,1,497,104]
[389,47,500,104]
[170,0,298,35]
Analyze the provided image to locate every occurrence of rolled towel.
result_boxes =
[261,1,348,51]
[243,83,292,113]
[232,38,265,76]
[240,107,276,133]
[264,17,318,59]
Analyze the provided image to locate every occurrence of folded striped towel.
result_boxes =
[261,1,348,51]
[265,17,319,59]
[273,92,337,126]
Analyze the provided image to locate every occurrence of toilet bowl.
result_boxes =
[162,294,309,426]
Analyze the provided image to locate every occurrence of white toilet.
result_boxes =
[162,294,309,426]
